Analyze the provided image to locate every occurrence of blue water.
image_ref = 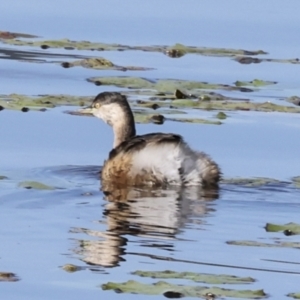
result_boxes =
[2,0,300,57]
[1,1,300,299]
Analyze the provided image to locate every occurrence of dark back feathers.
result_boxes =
[108,133,182,160]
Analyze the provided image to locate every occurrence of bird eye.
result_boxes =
[94,103,101,109]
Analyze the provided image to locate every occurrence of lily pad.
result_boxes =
[102,280,266,299]
[265,222,300,235]
[132,270,255,284]
[18,181,56,190]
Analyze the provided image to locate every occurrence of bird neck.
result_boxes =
[112,109,136,148]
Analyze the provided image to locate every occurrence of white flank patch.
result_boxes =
[128,141,206,185]
[129,142,182,184]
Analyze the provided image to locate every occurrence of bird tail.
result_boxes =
[196,152,221,187]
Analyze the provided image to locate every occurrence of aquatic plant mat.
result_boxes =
[1,87,300,125]
[1,30,300,126]
[102,278,266,299]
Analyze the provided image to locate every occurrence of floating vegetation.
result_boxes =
[0,94,91,111]
[234,57,263,64]
[61,263,103,273]
[113,97,300,114]
[265,222,300,236]
[164,43,267,58]
[0,175,8,180]
[132,270,255,285]
[85,76,300,113]
[216,112,227,119]
[102,280,266,299]
[222,177,284,187]
[132,112,165,124]
[1,38,116,51]
[62,264,82,273]
[2,89,300,126]
[0,30,37,39]
[292,176,300,188]
[0,31,267,59]
[205,101,300,113]
[222,176,300,190]
[227,240,300,249]
[0,47,90,64]
[168,117,221,125]
[18,181,56,190]
[234,79,277,87]
[235,56,300,65]
[87,76,246,92]
[286,96,300,106]
[61,57,153,71]
[71,107,219,125]
[2,31,299,67]
[288,293,300,299]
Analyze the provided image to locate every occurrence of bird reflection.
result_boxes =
[72,183,219,268]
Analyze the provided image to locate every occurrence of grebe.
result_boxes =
[81,92,221,187]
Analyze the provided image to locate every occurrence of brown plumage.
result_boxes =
[80,92,221,188]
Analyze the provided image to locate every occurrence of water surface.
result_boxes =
[1,1,300,299]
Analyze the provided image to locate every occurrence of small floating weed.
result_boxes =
[18,181,56,190]
[265,222,300,236]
